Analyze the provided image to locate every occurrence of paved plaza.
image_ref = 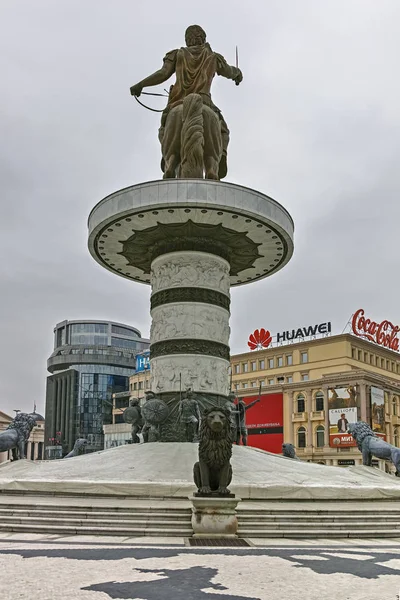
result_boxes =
[1,534,400,600]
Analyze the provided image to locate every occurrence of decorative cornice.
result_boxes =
[118,219,262,276]
[150,339,230,361]
[151,287,230,311]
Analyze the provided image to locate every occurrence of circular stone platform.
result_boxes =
[88,179,294,287]
[1,444,400,501]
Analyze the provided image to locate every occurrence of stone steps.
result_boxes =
[238,514,400,522]
[238,528,400,538]
[2,494,400,538]
[0,509,190,521]
[0,523,193,537]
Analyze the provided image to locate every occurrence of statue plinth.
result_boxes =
[88,179,294,441]
[189,495,241,538]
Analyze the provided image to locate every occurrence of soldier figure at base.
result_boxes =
[225,391,239,442]
[235,396,260,446]
[178,388,201,442]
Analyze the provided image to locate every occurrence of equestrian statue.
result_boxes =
[130,24,242,180]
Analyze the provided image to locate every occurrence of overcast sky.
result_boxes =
[0,0,399,417]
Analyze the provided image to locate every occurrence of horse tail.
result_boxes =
[180,93,204,178]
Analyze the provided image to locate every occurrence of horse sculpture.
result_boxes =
[161,93,223,180]
[0,412,38,460]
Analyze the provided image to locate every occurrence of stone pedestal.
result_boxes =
[190,495,241,538]
[88,179,294,440]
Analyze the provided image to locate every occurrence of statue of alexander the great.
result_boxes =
[130,25,242,180]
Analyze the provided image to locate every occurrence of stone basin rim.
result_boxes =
[87,178,294,229]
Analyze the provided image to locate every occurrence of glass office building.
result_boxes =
[45,320,149,454]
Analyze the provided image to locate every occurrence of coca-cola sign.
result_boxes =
[351,308,400,352]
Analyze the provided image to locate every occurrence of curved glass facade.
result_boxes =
[46,319,148,455]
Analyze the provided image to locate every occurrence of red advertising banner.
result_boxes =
[238,393,283,453]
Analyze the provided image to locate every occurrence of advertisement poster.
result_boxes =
[328,386,358,448]
[370,386,385,433]
[239,392,283,454]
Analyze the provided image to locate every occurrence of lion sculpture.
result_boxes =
[193,407,233,496]
[282,443,300,460]
[348,421,400,475]
[64,438,88,459]
[0,412,37,460]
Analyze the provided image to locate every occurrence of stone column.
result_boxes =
[306,389,313,449]
[55,378,62,435]
[150,251,230,399]
[323,386,330,449]
[33,442,38,461]
[286,391,294,444]
[359,382,368,421]
[60,376,66,442]
[27,442,32,460]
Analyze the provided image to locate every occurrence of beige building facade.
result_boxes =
[231,333,400,470]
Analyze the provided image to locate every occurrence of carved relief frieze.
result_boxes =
[151,252,230,295]
[150,303,230,345]
[150,355,230,396]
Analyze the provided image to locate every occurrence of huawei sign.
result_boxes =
[351,308,400,352]
[248,328,272,351]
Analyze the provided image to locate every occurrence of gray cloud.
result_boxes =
[0,0,399,415]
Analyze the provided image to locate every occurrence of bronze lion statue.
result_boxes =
[348,421,400,475]
[193,407,233,496]
[282,442,300,460]
[64,438,88,458]
[0,412,37,460]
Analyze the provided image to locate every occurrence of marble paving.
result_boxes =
[1,534,400,599]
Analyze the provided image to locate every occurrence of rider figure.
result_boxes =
[130,25,242,179]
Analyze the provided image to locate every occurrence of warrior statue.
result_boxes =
[130,25,242,180]
[225,391,238,441]
[178,387,201,442]
[123,398,144,443]
[234,396,261,446]
[141,390,169,442]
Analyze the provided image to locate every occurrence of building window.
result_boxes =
[133,382,137,390]
[111,325,139,338]
[260,380,265,386]
[251,361,257,371]
[242,363,249,373]
[268,378,274,385]
[251,381,257,387]
[351,347,356,359]
[243,382,248,388]
[316,425,325,448]
[234,364,240,374]
[393,397,398,416]
[315,391,324,411]
[268,358,274,369]
[394,428,399,447]
[111,337,138,350]
[297,426,306,448]
[301,352,308,364]
[259,360,265,370]
[364,352,368,362]
[277,356,283,367]
[287,376,293,384]
[234,383,239,390]
[301,373,309,382]
[297,394,305,413]
[286,354,293,366]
